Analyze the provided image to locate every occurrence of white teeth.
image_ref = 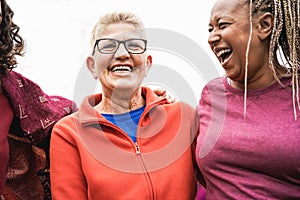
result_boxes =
[112,66,132,72]
[217,49,231,57]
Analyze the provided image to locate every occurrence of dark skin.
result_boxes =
[208,0,277,90]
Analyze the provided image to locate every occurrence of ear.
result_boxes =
[86,56,97,79]
[145,55,152,75]
[256,12,273,40]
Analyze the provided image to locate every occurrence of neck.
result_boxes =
[229,76,276,90]
[95,88,145,114]
[229,66,280,90]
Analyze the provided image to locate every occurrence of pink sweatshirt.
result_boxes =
[196,77,300,199]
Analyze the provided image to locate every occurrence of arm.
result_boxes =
[50,123,87,200]
[191,107,205,187]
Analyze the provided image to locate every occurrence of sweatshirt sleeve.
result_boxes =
[50,121,88,200]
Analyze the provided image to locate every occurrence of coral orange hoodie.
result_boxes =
[50,87,199,200]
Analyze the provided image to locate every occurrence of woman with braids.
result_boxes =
[0,0,76,199]
[196,0,300,199]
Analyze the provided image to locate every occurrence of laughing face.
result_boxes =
[208,0,271,86]
[87,23,152,94]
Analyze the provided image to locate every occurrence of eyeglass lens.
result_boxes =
[97,39,146,54]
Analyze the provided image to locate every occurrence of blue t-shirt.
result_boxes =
[102,106,145,142]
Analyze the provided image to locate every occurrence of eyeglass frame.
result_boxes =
[92,38,147,55]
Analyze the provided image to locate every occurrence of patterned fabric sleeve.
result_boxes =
[1,70,78,149]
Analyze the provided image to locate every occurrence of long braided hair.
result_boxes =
[244,0,300,119]
[0,0,25,77]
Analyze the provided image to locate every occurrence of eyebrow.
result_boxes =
[208,16,221,27]
[208,15,233,26]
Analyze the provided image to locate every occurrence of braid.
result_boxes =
[279,0,300,119]
[243,0,254,119]
[252,0,300,119]
[269,0,283,84]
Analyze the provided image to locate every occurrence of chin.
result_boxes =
[115,84,140,91]
[225,69,242,80]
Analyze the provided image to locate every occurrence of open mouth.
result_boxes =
[111,66,132,73]
[217,48,232,64]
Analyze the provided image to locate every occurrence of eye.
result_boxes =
[101,44,117,51]
[127,42,141,49]
[218,22,229,29]
[208,26,213,33]
[126,40,145,51]
[98,40,117,51]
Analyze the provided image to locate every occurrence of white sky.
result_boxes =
[9,0,222,106]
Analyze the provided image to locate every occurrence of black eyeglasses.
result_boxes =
[92,38,147,55]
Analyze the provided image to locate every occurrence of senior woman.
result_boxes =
[50,12,199,200]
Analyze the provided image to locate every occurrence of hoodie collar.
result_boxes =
[78,87,168,125]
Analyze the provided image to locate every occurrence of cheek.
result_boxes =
[132,55,147,66]
[94,57,111,74]
[231,36,250,66]
[226,26,249,46]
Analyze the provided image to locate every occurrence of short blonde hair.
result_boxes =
[90,12,146,49]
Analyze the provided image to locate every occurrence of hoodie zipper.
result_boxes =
[135,142,141,154]
[87,99,166,199]
[134,142,155,200]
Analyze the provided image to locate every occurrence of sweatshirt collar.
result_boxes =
[78,87,168,125]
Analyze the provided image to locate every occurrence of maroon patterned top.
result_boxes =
[1,70,77,148]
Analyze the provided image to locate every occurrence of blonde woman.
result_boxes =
[50,12,199,200]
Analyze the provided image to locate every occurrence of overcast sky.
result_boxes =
[9,0,221,106]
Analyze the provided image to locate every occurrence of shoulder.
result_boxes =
[176,101,196,111]
[50,112,82,146]
[203,77,225,90]
[201,77,225,97]
[159,101,196,118]
[198,77,228,109]
[53,111,79,132]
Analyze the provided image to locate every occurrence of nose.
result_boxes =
[208,30,221,47]
[114,43,130,59]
